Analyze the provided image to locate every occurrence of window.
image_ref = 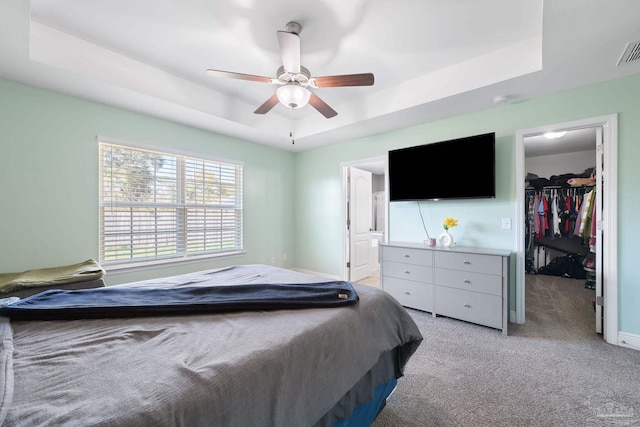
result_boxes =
[99,142,243,266]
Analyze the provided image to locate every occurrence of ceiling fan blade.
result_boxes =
[206,69,273,84]
[277,30,301,74]
[254,94,280,115]
[308,93,338,118]
[313,73,375,88]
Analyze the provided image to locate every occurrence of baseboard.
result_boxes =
[291,268,340,281]
[510,310,518,324]
[618,332,640,351]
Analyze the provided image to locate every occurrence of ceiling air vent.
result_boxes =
[617,41,640,66]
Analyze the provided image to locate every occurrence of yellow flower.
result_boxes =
[443,217,458,230]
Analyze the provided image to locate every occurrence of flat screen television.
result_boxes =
[388,132,496,201]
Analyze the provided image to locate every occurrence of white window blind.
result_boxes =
[99,142,243,265]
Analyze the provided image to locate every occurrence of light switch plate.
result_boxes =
[501,218,512,230]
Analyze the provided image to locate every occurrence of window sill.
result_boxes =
[103,251,247,276]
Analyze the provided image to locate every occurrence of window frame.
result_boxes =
[98,139,244,271]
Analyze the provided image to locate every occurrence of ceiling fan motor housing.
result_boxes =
[277,65,310,85]
[285,21,302,35]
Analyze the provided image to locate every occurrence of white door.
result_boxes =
[348,167,373,282]
[595,127,604,335]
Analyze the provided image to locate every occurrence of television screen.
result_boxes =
[388,132,496,201]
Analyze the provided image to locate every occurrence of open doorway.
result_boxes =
[523,128,598,335]
[341,156,387,287]
[515,114,618,345]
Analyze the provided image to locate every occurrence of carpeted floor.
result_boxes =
[372,274,640,426]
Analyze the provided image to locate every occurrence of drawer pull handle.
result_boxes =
[404,291,411,295]
[403,254,410,258]
[404,270,410,274]
[463,303,471,308]
[463,279,471,283]
[463,261,471,264]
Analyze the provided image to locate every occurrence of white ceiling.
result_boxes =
[525,128,597,158]
[1,0,639,153]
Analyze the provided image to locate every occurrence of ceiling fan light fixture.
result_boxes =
[277,83,310,109]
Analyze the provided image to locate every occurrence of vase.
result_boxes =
[439,230,454,247]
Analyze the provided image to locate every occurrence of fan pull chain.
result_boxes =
[289,108,295,144]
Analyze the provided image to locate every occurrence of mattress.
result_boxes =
[0,264,423,426]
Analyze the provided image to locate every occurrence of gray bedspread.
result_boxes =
[0,264,422,427]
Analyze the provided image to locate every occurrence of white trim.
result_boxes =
[340,156,388,281]
[602,115,619,344]
[515,114,618,345]
[105,251,247,275]
[618,332,640,351]
[341,165,350,281]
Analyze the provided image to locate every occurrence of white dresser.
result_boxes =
[380,242,510,335]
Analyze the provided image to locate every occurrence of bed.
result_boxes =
[0,264,423,426]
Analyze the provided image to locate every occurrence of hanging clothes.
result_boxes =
[574,190,590,237]
[533,192,541,237]
[586,188,597,249]
[551,190,561,237]
[541,194,550,236]
[524,168,598,278]
[564,191,572,235]
[525,186,591,243]
[578,188,596,243]
[525,186,592,241]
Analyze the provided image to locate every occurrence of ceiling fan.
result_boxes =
[206,21,374,119]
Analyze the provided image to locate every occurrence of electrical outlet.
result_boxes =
[270,256,275,264]
[501,218,512,230]
[282,254,288,262]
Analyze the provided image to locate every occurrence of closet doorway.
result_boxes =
[341,156,387,287]
[515,115,618,345]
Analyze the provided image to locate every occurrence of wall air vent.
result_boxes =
[617,41,640,66]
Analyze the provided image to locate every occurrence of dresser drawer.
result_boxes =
[383,261,433,283]
[382,246,433,266]
[434,251,502,275]
[434,286,502,329]
[383,277,434,312]
[434,268,502,296]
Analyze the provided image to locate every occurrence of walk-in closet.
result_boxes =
[524,128,599,331]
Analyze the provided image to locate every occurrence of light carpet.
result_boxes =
[372,274,640,426]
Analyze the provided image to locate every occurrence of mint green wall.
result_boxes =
[0,79,296,285]
[2,73,640,335]
[295,73,640,335]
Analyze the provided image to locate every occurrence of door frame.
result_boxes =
[514,114,618,344]
[341,156,388,281]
